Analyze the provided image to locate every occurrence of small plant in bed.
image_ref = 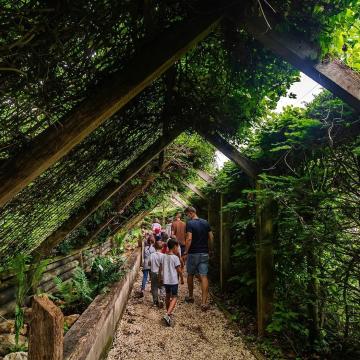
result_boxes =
[53,255,125,315]
[53,266,93,315]
[89,254,125,293]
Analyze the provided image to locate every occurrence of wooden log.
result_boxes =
[197,129,260,179]
[28,295,64,360]
[228,3,360,112]
[32,128,184,259]
[0,14,222,208]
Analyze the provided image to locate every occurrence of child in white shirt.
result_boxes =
[149,241,164,306]
[159,238,182,326]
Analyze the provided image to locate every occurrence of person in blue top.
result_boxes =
[183,206,213,311]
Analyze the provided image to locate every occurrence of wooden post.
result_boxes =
[208,193,221,276]
[220,194,231,290]
[28,295,64,360]
[256,182,276,337]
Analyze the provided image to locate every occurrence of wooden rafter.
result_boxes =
[32,129,184,258]
[197,129,260,179]
[183,181,208,200]
[228,4,360,112]
[69,160,173,250]
[0,13,222,208]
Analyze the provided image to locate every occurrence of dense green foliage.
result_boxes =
[200,92,360,358]
[53,254,125,314]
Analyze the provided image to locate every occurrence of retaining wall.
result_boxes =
[63,247,141,360]
[0,239,113,316]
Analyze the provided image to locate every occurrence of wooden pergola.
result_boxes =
[1,0,359,340]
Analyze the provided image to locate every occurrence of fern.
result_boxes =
[72,267,93,303]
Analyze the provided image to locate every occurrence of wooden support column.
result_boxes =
[32,129,183,259]
[256,182,276,336]
[208,193,221,270]
[229,3,360,112]
[0,13,222,208]
[220,194,231,291]
[28,295,64,360]
[199,127,275,336]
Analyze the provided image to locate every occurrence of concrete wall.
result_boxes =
[63,248,141,360]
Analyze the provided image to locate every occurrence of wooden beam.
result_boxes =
[72,161,171,249]
[196,169,214,184]
[112,209,153,236]
[229,4,360,112]
[184,181,208,200]
[197,129,260,179]
[172,192,188,208]
[32,129,183,259]
[170,196,184,208]
[0,14,222,208]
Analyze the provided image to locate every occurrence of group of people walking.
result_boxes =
[140,206,213,326]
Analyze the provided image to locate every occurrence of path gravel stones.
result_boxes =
[107,274,256,360]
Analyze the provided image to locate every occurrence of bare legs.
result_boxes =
[199,275,209,305]
[187,274,209,305]
[166,294,177,315]
[187,274,194,299]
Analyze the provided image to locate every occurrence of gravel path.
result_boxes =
[107,273,256,360]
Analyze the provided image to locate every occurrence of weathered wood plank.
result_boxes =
[229,5,360,112]
[73,163,170,249]
[32,129,184,259]
[0,14,222,208]
[196,169,214,183]
[28,296,64,360]
[184,181,208,200]
[197,129,260,179]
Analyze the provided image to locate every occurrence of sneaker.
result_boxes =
[163,314,171,326]
[184,296,194,303]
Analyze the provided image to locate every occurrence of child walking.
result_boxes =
[159,238,182,326]
[140,235,155,297]
[149,241,164,306]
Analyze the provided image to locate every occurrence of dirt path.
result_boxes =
[107,273,256,360]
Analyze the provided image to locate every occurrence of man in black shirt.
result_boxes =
[183,206,213,310]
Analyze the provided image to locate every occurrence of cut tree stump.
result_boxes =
[28,295,64,360]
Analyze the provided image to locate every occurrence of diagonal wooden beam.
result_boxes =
[172,192,188,208]
[0,13,222,208]
[228,4,360,112]
[196,169,214,184]
[32,128,184,258]
[197,128,260,179]
[71,160,173,249]
[183,181,208,200]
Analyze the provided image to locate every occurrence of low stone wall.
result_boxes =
[63,247,141,360]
